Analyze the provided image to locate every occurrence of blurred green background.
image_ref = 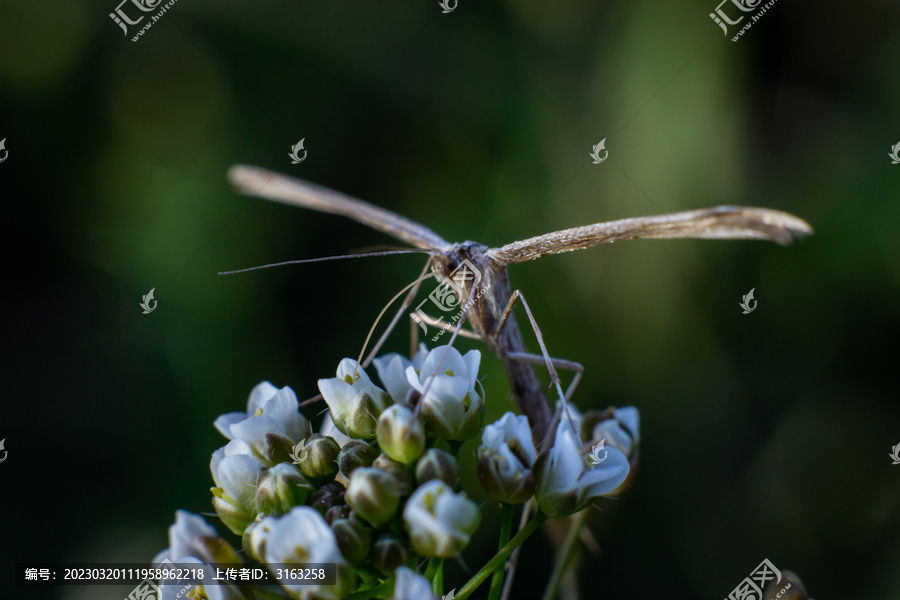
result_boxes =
[2,0,899,598]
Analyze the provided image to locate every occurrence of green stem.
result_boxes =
[424,557,443,581]
[455,509,548,600]
[346,579,393,600]
[487,503,514,600]
[433,560,444,597]
[540,510,587,600]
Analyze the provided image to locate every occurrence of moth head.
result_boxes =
[431,243,489,299]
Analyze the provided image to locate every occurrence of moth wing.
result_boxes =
[229,165,450,251]
[489,206,812,264]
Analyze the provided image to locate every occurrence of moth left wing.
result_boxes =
[229,165,450,251]
[488,206,812,264]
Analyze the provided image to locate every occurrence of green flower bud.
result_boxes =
[415,448,459,488]
[372,533,409,575]
[403,480,480,557]
[377,405,427,464]
[339,441,379,477]
[373,453,411,496]
[294,434,340,483]
[331,518,373,566]
[255,463,315,516]
[345,467,401,526]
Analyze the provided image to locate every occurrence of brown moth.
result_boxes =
[228,165,812,444]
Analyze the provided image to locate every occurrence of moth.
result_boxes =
[227,165,812,443]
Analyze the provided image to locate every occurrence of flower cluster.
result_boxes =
[152,343,641,600]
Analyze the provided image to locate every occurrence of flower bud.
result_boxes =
[325,504,352,524]
[242,515,277,563]
[319,359,393,439]
[373,453,412,496]
[476,412,536,504]
[377,405,427,464]
[405,346,485,440]
[415,448,459,488]
[372,533,409,575]
[255,463,315,516]
[331,518,373,566]
[210,446,262,535]
[294,434,340,483]
[346,467,402,526]
[339,441,379,477]
[403,480,480,557]
[308,488,340,517]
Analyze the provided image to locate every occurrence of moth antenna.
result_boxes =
[355,268,437,375]
[218,249,431,275]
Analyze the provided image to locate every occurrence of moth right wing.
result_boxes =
[229,165,450,251]
[489,206,813,264]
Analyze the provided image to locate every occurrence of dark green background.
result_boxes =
[2,0,899,598]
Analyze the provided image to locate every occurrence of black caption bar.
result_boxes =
[15,563,336,586]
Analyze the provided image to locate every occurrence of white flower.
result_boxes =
[403,480,480,557]
[152,511,244,600]
[210,441,263,534]
[405,345,484,440]
[318,359,393,439]
[264,506,356,599]
[535,420,630,519]
[214,381,312,466]
[373,343,429,405]
[391,566,437,600]
[591,406,640,459]
[476,412,537,504]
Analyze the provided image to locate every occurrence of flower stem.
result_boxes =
[455,509,548,600]
[425,557,443,582]
[540,510,587,600]
[487,503,514,600]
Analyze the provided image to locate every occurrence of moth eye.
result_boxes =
[444,258,459,275]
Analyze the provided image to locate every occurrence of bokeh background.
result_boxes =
[2,0,899,598]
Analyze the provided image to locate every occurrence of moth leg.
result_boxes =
[505,351,584,404]
[493,290,579,436]
[408,311,481,341]
[362,258,434,367]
